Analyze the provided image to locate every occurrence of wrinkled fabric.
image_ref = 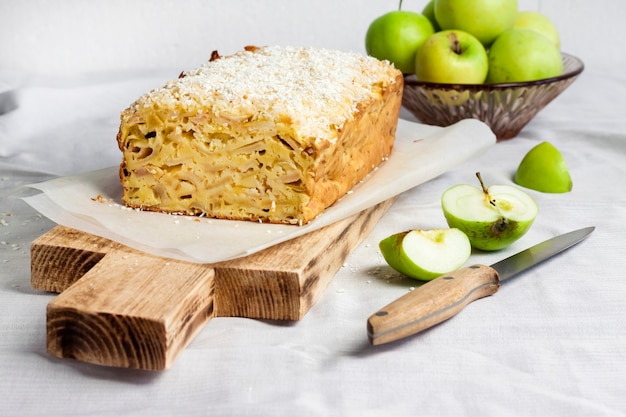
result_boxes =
[1,64,626,417]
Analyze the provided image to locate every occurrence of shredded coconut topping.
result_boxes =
[129,46,398,140]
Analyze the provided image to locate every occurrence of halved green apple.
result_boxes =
[442,173,538,251]
[379,228,471,281]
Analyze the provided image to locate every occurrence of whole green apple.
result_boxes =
[514,141,572,193]
[513,11,560,48]
[414,29,488,84]
[441,173,538,251]
[486,28,563,83]
[365,10,434,74]
[434,0,519,46]
[422,0,441,32]
[379,228,471,281]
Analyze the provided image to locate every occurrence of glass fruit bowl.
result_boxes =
[401,53,584,141]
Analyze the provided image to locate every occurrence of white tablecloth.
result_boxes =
[2,62,626,416]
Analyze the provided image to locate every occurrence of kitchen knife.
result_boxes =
[367,226,595,345]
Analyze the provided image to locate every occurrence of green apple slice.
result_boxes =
[442,174,538,251]
[379,228,471,281]
[514,141,572,193]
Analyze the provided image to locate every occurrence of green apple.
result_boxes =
[513,11,560,48]
[441,173,538,251]
[434,0,519,46]
[365,9,435,74]
[379,228,471,281]
[414,30,488,84]
[486,29,563,83]
[422,0,441,32]
[514,141,572,193]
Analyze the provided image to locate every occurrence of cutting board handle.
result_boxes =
[32,199,396,370]
[46,250,216,370]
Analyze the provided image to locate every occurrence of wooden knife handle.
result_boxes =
[367,264,501,345]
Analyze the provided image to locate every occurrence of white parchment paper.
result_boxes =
[24,118,495,263]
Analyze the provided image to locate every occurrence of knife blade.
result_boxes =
[367,226,595,345]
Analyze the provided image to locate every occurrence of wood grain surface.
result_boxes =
[31,198,395,370]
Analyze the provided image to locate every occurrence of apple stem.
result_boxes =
[398,0,403,10]
[476,173,510,231]
[450,32,462,55]
[476,172,497,208]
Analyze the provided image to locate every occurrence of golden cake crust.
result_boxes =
[117,46,403,225]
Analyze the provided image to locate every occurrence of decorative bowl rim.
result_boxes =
[403,52,584,91]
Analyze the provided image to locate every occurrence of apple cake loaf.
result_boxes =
[117,45,403,225]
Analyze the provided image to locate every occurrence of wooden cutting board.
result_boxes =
[30,198,395,371]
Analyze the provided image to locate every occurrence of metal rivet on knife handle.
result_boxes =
[367,265,500,346]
